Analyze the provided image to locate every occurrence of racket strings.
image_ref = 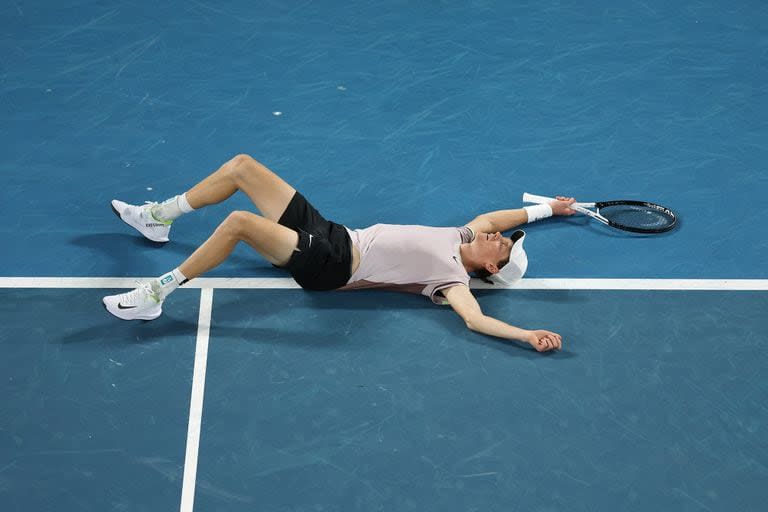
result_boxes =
[598,204,675,229]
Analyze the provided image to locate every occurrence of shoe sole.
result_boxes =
[111,202,169,244]
[102,300,162,321]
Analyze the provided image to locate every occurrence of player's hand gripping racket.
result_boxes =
[523,193,677,233]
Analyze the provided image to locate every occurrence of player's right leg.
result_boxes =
[103,210,299,320]
[111,154,298,242]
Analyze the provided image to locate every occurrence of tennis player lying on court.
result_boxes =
[103,154,576,352]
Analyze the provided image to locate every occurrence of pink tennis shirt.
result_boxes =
[339,224,476,305]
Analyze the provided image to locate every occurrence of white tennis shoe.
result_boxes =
[111,199,172,242]
[103,281,163,321]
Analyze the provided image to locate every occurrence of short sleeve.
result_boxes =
[419,226,475,305]
[459,226,476,243]
[426,279,470,305]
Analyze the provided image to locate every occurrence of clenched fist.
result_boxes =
[549,196,577,216]
[526,329,563,352]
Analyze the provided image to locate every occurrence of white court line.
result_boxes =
[179,288,213,512]
[470,278,768,290]
[2,275,764,512]
[0,277,767,290]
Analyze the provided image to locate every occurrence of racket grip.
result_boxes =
[522,192,556,204]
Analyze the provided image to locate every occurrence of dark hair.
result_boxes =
[474,256,510,284]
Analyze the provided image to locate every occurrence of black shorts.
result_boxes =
[276,192,353,291]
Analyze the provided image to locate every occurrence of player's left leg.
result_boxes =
[185,154,297,222]
[103,211,299,320]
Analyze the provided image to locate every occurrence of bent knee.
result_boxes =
[230,153,266,175]
[219,210,255,238]
[231,153,254,166]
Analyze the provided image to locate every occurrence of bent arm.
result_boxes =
[466,209,528,234]
[441,285,561,351]
[465,197,577,233]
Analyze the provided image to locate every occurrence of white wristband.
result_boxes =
[523,203,553,223]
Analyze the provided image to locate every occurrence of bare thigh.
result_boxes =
[234,210,299,266]
[230,154,298,222]
[178,210,298,279]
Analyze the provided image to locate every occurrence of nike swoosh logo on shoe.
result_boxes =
[117,303,137,309]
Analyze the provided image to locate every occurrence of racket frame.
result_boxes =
[522,193,676,233]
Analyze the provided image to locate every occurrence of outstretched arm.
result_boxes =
[442,285,562,352]
[466,196,577,233]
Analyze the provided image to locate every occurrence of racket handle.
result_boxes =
[522,192,595,211]
[522,192,556,204]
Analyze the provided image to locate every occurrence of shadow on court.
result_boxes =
[69,233,279,275]
[46,286,583,359]
[533,215,680,239]
[210,290,577,360]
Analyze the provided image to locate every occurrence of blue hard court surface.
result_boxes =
[1,1,767,510]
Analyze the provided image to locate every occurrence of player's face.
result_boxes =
[478,232,513,267]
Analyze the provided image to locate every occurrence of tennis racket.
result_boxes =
[522,192,677,233]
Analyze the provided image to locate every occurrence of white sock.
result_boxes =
[178,193,194,213]
[154,267,188,300]
[152,193,195,222]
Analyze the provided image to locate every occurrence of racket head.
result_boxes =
[594,200,677,233]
